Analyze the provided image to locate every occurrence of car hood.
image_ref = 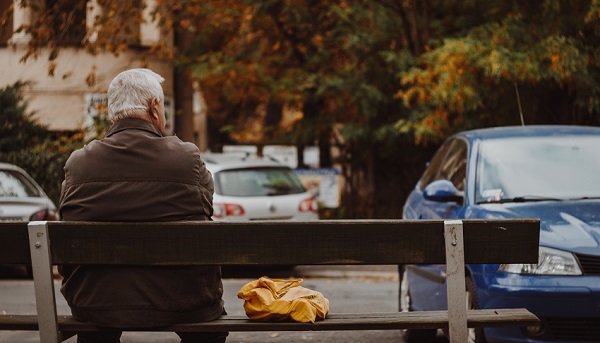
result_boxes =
[471,200,600,256]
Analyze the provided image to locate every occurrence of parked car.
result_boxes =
[401,125,600,343]
[0,162,59,222]
[203,153,319,221]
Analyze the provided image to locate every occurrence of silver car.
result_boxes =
[0,162,59,222]
[203,154,319,221]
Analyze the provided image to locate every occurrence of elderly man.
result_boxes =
[59,68,227,343]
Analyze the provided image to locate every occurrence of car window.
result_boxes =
[214,167,306,197]
[476,135,600,203]
[0,170,41,198]
[439,139,467,192]
[419,139,454,190]
[419,138,468,191]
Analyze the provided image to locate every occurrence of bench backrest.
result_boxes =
[22,219,539,265]
[0,222,30,265]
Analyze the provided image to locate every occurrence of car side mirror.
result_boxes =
[423,179,464,203]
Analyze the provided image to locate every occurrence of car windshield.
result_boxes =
[0,170,41,198]
[214,167,306,197]
[476,135,600,203]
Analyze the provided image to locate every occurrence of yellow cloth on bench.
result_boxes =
[237,276,330,323]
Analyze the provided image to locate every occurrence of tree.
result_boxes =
[0,81,85,204]
[182,1,352,156]
[5,0,600,218]
[396,1,600,142]
[0,81,48,153]
[8,1,600,140]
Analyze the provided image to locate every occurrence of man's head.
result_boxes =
[108,68,166,134]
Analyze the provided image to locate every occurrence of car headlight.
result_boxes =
[498,246,582,275]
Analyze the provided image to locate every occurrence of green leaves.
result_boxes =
[397,1,600,142]
[0,82,48,153]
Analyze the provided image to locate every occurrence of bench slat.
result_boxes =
[0,222,30,264]
[0,309,539,332]
[44,219,539,265]
[0,315,39,331]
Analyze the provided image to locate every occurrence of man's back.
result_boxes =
[59,118,224,328]
[61,118,213,222]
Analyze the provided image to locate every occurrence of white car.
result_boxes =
[0,162,59,222]
[203,154,319,221]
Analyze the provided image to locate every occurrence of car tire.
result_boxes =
[466,276,487,343]
[398,265,438,342]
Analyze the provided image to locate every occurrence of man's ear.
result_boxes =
[149,97,159,119]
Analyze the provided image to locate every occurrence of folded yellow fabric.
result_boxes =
[237,276,330,323]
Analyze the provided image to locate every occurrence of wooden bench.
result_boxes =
[0,219,540,343]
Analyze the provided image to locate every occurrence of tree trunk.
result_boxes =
[342,141,377,219]
[319,127,332,167]
[264,98,283,142]
[297,144,306,169]
[365,149,376,218]
[403,0,423,55]
[302,90,332,168]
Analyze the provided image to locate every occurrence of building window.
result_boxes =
[45,0,86,46]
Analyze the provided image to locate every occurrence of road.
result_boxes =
[0,265,448,343]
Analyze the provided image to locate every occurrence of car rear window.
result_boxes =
[214,167,306,197]
[0,170,41,198]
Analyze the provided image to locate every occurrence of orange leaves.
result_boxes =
[85,66,97,87]
[422,108,448,133]
[397,83,428,107]
[401,46,477,113]
[538,36,587,82]
[398,38,486,141]
[585,0,600,23]
[311,34,324,48]
[179,18,191,29]
[550,51,561,72]
[47,62,56,77]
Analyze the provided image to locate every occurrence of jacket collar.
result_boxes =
[106,118,163,138]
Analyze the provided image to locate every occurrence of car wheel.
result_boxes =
[466,276,487,343]
[398,265,438,342]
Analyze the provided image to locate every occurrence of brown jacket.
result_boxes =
[59,118,224,328]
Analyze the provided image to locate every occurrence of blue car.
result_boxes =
[402,125,600,343]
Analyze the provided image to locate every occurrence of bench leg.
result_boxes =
[444,220,467,343]
[29,221,60,343]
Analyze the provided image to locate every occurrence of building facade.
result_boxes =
[0,0,206,148]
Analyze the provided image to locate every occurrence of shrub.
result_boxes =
[0,81,85,205]
[0,82,49,153]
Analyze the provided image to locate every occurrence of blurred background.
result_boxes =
[1,0,599,219]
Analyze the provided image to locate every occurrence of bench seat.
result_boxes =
[0,309,539,332]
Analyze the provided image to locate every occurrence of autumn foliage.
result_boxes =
[4,0,600,217]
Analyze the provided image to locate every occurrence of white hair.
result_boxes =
[107,68,165,122]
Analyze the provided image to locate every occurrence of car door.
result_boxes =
[403,137,469,310]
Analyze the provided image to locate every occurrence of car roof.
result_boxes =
[202,153,291,172]
[0,162,26,172]
[454,125,600,141]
